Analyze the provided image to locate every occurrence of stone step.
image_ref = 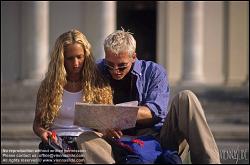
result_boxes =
[2,104,36,123]
[203,101,249,125]
[209,123,249,141]
[2,99,249,140]
[2,99,248,123]
[1,82,39,103]
[206,113,249,125]
[202,102,249,113]
[2,100,248,126]
[2,122,248,142]
[2,108,248,125]
[1,122,249,164]
[1,140,40,150]
[1,123,39,141]
[204,101,249,124]
[2,83,248,104]
[170,85,249,100]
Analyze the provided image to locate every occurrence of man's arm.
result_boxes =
[141,64,170,127]
[137,106,153,126]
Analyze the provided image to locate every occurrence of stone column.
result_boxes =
[96,1,116,60]
[21,1,49,82]
[157,1,184,85]
[156,1,168,68]
[182,1,204,84]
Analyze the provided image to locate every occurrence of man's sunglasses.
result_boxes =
[105,62,130,72]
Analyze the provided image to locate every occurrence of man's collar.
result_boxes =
[131,59,142,76]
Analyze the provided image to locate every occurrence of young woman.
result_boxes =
[33,29,113,163]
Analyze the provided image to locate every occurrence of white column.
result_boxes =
[96,1,116,60]
[156,1,167,68]
[182,1,204,84]
[21,1,49,82]
[157,1,184,85]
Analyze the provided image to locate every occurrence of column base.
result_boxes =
[179,76,205,87]
[21,78,43,86]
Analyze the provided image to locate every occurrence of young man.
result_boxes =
[97,29,220,164]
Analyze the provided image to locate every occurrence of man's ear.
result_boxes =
[131,53,137,62]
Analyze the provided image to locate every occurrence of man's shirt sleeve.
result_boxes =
[143,64,170,126]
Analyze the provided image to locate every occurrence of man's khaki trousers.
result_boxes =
[76,90,220,164]
[160,90,220,164]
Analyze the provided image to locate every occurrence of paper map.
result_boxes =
[74,102,139,130]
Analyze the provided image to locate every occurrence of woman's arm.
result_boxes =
[33,111,53,143]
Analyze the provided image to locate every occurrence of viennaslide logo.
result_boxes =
[220,146,248,164]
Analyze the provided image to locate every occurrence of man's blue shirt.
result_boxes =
[97,59,170,130]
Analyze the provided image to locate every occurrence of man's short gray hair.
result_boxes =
[104,29,136,56]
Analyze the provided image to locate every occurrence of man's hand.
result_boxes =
[102,128,123,139]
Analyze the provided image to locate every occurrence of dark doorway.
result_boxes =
[117,1,156,62]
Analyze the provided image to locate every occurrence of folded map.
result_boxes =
[74,102,139,130]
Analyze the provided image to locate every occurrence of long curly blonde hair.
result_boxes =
[36,29,113,129]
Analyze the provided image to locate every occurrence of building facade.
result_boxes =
[1,1,249,87]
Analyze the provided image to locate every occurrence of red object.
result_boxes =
[132,139,144,147]
[51,131,57,140]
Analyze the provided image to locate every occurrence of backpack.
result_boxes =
[108,135,182,164]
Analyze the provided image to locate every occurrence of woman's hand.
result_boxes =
[40,130,58,144]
